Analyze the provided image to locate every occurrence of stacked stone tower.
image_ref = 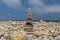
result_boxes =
[24,8,33,35]
[26,8,33,27]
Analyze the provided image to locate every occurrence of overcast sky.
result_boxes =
[0,0,60,20]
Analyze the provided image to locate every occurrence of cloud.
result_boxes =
[1,0,21,9]
[29,0,42,5]
[1,0,60,13]
[29,0,60,14]
[28,0,46,14]
[43,5,60,13]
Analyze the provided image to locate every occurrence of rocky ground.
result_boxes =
[0,21,60,40]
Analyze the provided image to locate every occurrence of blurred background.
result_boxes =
[0,0,60,21]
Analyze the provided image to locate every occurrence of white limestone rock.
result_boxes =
[54,36,60,40]
[33,31,40,37]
